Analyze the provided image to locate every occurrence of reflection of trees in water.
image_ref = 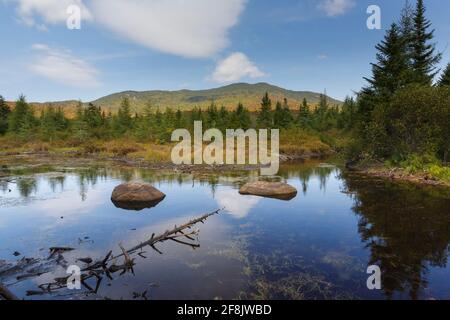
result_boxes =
[279,163,336,195]
[48,176,66,193]
[342,173,450,299]
[16,178,37,198]
[76,168,108,201]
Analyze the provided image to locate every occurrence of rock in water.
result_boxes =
[111,183,166,211]
[239,181,297,200]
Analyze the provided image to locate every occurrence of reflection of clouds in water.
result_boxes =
[33,188,106,219]
[215,188,260,219]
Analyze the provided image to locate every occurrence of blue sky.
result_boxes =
[1,0,449,102]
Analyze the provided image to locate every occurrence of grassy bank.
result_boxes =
[0,128,337,165]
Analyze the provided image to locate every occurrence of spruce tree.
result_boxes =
[117,97,133,131]
[281,98,293,128]
[364,23,410,98]
[256,92,273,128]
[411,0,441,84]
[273,101,283,128]
[9,95,36,134]
[297,98,310,127]
[0,95,10,135]
[438,63,450,87]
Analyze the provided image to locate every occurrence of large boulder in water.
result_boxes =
[239,181,297,200]
[111,183,166,211]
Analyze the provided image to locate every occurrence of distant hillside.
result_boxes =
[91,83,342,113]
[8,83,342,115]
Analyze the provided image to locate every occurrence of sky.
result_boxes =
[0,0,449,102]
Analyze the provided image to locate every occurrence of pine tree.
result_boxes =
[206,102,219,129]
[256,92,273,128]
[9,95,36,135]
[297,98,310,127]
[174,109,185,128]
[84,103,104,129]
[411,0,441,84]
[281,98,293,128]
[438,63,450,87]
[364,23,411,98]
[273,101,283,128]
[0,95,10,135]
[217,106,229,131]
[116,97,133,131]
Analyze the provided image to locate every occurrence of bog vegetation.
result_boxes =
[0,0,448,180]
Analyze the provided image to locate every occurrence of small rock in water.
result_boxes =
[239,181,298,200]
[111,182,166,211]
[13,251,21,257]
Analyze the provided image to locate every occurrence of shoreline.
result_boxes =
[0,150,333,176]
[348,164,450,188]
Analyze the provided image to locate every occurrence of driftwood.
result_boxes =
[26,208,223,297]
[0,283,19,300]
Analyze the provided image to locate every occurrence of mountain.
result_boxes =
[91,82,342,113]
[9,83,342,115]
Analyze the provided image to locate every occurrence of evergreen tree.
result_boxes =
[9,95,36,135]
[256,92,273,128]
[206,102,219,129]
[73,101,89,141]
[281,98,293,128]
[84,103,104,129]
[273,101,284,128]
[411,0,441,84]
[217,106,229,131]
[438,63,450,86]
[230,103,251,129]
[338,97,356,130]
[364,23,411,98]
[0,95,10,135]
[297,98,310,127]
[174,109,186,128]
[116,97,133,133]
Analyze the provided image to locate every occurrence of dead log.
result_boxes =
[0,283,19,300]
[27,208,223,297]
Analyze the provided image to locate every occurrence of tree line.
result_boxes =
[0,90,352,144]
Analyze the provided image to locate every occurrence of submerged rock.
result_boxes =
[239,181,297,200]
[111,182,166,211]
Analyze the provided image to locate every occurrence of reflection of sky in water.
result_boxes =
[1,163,450,300]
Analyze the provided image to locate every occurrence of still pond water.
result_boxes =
[1,161,450,300]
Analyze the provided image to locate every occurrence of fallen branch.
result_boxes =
[0,283,19,300]
[27,208,223,297]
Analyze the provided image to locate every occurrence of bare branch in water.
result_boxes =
[0,283,19,300]
[26,208,223,298]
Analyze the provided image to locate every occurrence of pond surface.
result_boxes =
[1,161,450,300]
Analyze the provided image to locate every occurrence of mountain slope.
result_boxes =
[91,82,342,112]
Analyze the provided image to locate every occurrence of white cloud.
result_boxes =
[211,52,265,83]
[11,0,92,27]
[318,0,355,17]
[317,54,328,60]
[215,188,260,219]
[89,0,247,58]
[29,44,100,88]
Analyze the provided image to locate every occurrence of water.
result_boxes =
[1,161,449,300]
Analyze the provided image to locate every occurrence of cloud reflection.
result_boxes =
[215,188,260,219]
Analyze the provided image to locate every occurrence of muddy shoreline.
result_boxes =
[348,164,450,187]
[0,150,332,176]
